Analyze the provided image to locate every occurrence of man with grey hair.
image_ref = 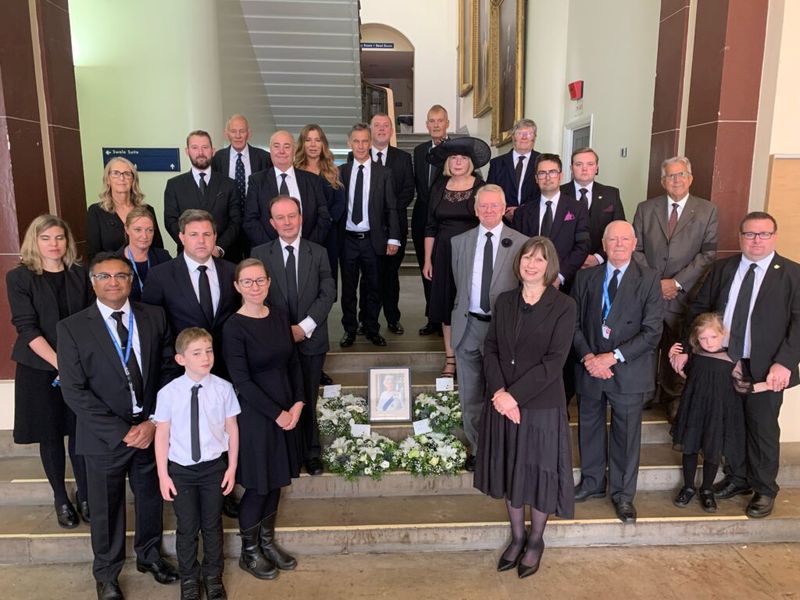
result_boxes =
[487,118,541,218]
[632,156,718,419]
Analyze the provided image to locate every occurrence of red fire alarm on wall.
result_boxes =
[568,80,584,101]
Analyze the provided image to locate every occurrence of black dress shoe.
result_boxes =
[518,541,544,579]
[305,457,324,476]
[388,322,405,334]
[712,478,753,499]
[673,486,696,508]
[55,501,79,529]
[497,538,526,572]
[613,499,637,523]
[699,489,717,513]
[746,493,775,518]
[340,332,356,347]
[464,456,476,472]
[320,371,333,385]
[136,558,179,584]
[418,322,441,336]
[180,578,201,600]
[366,333,387,347]
[96,581,123,600]
[77,499,91,523]
[574,485,606,503]
[222,494,240,519]
[204,575,227,600]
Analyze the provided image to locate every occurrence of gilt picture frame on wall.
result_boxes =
[368,368,412,423]
[459,0,474,96]
[491,0,526,146]
[472,0,492,117]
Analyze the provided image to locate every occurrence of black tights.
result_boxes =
[503,500,549,567]
[682,453,719,490]
[39,436,88,506]
[239,488,281,530]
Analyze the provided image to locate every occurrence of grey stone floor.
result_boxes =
[1,543,798,599]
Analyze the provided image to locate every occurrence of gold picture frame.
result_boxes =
[459,0,474,96]
[490,0,526,146]
[472,0,492,117]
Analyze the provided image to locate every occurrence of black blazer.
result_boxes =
[486,149,541,207]
[163,171,242,254]
[413,141,443,207]
[7,264,92,371]
[511,194,591,287]
[117,246,172,302]
[211,144,272,177]
[243,168,331,247]
[484,287,576,409]
[571,260,664,395]
[338,161,402,255]
[251,238,336,356]
[57,302,175,454]
[560,181,625,258]
[86,203,165,260]
[685,253,800,385]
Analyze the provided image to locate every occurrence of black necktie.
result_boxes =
[235,152,246,209]
[515,155,525,189]
[377,151,383,165]
[480,232,493,313]
[579,187,589,210]
[279,173,289,196]
[285,245,299,323]
[198,172,207,196]
[352,165,364,225]
[608,269,620,303]
[190,383,202,462]
[541,201,553,237]
[728,263,757,361]
[197,265,214,325]
[111,311,143,408]
[668,202,679,239]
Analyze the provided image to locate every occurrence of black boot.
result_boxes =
[259,513,297,570]
[238,524,278,580]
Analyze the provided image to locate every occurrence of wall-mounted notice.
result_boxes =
[103,148,180,172]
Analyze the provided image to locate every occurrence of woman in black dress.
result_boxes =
[423,137,491,376]
[119,206,171,302]
[6,215,91,528]
[87,157,164,259]
[475,236,577,578]
[223,258,304,580]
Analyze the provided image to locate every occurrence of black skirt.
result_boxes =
[13,363,76,444]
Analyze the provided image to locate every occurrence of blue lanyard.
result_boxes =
[103,309,135,368]
[127,248,150,292]
[601,271,614,322]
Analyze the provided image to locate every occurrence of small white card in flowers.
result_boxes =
[413,419,433,435]
[435,378,454,391]
[350,423,371,438]
[323,384,342,398]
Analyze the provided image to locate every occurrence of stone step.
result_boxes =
[3,488,800,564]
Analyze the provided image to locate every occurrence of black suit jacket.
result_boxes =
[486,149,541,207]
[57,302,175,454]
[338,161,402,255]
[685,253,800,385]
[211,144,272,177]
[7,264,92,371]
[511,194,591,287]
[163,171,241,254]
[571,260,664,395]
[413,141,444,207]
[86,203,165,260]
[251,239,336,356]
[243,168,331,247]
[560,181,625,258]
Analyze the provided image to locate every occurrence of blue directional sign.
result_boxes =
[102,147,181,172]
[360,42,394,49]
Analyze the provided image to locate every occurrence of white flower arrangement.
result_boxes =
[317,393,368,438]
[397,432,468,476]
[322,432,399,480]
[413,391,462,434]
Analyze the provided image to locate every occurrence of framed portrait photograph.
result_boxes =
[491,0,526,146]
[459,0,474,96]
[368,368,412,423]
[472,0,492,117]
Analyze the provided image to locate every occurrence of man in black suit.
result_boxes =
[339,123,401,347]
[486,118,541,219]
[560,147,625,269]
[571,220,663,524]
[58,252,179,600]
[413,105,449,335]
[251,196,336,475]
[243,129,331,247]
[511,153,590,291]
[675,212,800,518]
[164,130,241,259]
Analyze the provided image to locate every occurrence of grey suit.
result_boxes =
[251,238,335,459]
[450,224,528,453]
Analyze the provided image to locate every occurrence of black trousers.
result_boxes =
[341,234,381,335]
[411,200,432,318]
[359,242,405,326]
[299,352,325,459]
[168,457,227,579]
[84,445,163,583]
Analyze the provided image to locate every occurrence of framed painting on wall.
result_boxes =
[459,0,474,96]
[472,0,492,117]
[491,0,526,146]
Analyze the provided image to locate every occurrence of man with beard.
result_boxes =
[164,130,241,258]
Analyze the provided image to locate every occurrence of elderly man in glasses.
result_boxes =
[632,156,718,421]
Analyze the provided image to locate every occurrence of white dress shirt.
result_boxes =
[346,159,373,232]
[279,236,317,338]
[228,146,253,191]
[573,180,595,210]
[191,167,213,188]
[667,194,689,221]
[274,166,302,207]
[183,254,220,314]
[512,150,532,201]
[468,222,504,314]
[371,146,388,166]
[96,299,143,413]
[722,252,774,359]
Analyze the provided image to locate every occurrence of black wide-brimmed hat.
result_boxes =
[427,136,491,169]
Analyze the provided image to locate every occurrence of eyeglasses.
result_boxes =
[664,171,690,181]
[91,272,132,282]
[515,131,535,139]
[109,170,134,180]
[477,203,503,212]
[238,277,269,288]
[535,169,561,179]
[740,231,775,240]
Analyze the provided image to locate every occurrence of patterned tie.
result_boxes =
[541,201,553,237]
[110,311,143,408]
[480,232,493,313]
[235,152,246,209]
[728,263,757,361]
[668,202,679,239]
[352,165,365,225]
[190,383,202,462]
[279,173,289,196]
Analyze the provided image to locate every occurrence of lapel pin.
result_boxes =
[501,238,512,248]
[774,264,781,269]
